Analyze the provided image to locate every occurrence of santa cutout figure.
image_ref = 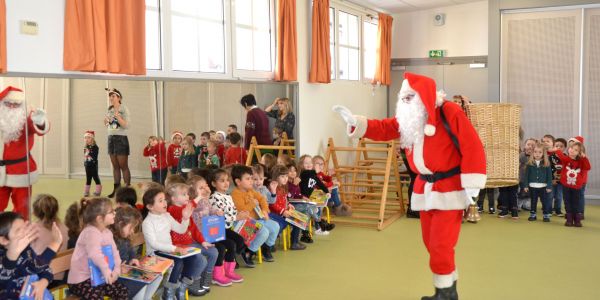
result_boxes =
[0,86,49,220]
[334,73,486,300]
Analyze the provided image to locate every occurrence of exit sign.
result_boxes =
[428,50,446,58]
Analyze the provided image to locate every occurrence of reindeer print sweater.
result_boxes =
[552,151,591,189]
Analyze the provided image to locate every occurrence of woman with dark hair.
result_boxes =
[240,94,270,149]
[265,97,295,139]
[104,88,131,197]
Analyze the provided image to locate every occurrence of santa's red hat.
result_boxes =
[84,130,95,138]
[403,73,444,136]
[568,136,584,144]
[0,86,25,102]
[171,131,183,140]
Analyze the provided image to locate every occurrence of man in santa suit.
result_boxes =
[334,73,486,300]
[0,86,49,220]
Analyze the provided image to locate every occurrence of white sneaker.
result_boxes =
[314,229,330,235]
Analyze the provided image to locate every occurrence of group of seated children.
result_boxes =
[476,134,590,227]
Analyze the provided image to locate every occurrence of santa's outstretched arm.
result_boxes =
[333,105,400,141]
[29,108,50,135]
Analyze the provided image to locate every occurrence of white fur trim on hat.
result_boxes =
[424,124,436,136]
[436,90,446,107]
[347,115,368,139]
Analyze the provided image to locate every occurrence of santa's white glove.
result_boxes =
[31,108,47,126]
[332,105,357,127]
[464,188,480,199]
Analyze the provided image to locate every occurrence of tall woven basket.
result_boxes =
[464,103,522,188]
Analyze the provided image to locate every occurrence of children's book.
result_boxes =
[309,190,329,207]
[159,246,202,259]
[19,274,53,300]
[138,256,174,274]
[233,218,263,247]
[89,245,115,287]
[200,216,226,243]
[285,210,310,230]
[119,265,161,283]
[254,205,265,219]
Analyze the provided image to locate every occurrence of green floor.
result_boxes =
[23,178,600,299]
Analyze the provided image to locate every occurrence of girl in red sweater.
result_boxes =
[267,165,306,250]
[166,183,219,294]
[143,136,168,186]
[551,141,590,227]
[167,131,183,175]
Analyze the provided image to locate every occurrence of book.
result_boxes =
[19,274,53,300]
[158,246,202,259]
[138,255,174,274]
[119,264,161,283]
[309,190,330,207]
[233,218,263,247]
[201,216,226,243]
[254,205,265,219]
[89,245,115,287]
[285,210,310,230]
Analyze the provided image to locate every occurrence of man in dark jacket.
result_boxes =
[240,94,271,149]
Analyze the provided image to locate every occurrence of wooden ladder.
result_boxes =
[324,138,407,230]
[245,136,296,166]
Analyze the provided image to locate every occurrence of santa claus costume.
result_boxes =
[334,73,486,300]
[0,86,50,220]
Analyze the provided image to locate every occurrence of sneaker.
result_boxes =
[261,245,275,262]
[543,217,550,222]
[300,234,314,244]
[488,208,496,214]
[290,242,307,250]
[498,211,509,218]
[240,251,255,268]
[314,229,330,235]
[555,212,564,217]
[477,206,484,213]
[528,215,537,221]
[270,245,277,253]
[511,211,519,220]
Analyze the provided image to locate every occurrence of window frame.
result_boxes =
[362,17,378,82]
[145,0,163,71]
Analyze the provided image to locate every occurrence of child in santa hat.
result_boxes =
[167,131,183,175]
[83,131,101,196]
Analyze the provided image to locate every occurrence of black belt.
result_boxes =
[419,166,461,183]
[0,155,28,167]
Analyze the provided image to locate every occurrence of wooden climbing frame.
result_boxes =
[245,136,296,166]
[324,138,407,230]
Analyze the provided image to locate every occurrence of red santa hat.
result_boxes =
[171,131,183,140]
[568,136,584,144]
[0,86,25,102]
[403,73,445,136]
[84,130,95,138]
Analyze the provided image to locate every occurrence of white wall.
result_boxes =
[296,1,388,157]
[391,1,488,58]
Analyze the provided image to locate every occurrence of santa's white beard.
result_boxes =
[396,97,427,149]
[0,103,27,143]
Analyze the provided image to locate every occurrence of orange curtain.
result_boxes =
[275,0,297,81]
[372,13,393,85]
[308,0,330,83]
[0,0,6,73]
[63,0,146,75]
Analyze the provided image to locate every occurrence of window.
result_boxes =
[329,7,335,79]
[363,20,378,80]
[146,0,162,70]
[171,0,226,73]
[234,0,274,72]
[338,11,359,80]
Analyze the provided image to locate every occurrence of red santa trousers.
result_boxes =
[420,210,462,278]
[0,186,31,220]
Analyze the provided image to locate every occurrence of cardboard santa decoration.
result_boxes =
[0,86,50,219]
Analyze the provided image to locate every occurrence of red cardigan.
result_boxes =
[143,142,168,171]
[168,203,205,245]
[224,146,248,166]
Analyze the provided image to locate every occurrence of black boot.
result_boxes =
[188,276,208,296]
[300,230,313,243]
[261,244,275,262]
[240,249,255,268]
[319,220,335,231]
[107,183,120,198]
[421,281,458,300]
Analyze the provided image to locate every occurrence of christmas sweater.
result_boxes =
[168,203,205,245]
[201,154,220,168]
[143,142,168,172]
[224,146,248,166]
[208,192,238,229]
[167,144,182,169]
[548,151,563,182]
[84,144,99,167]
[300,170,329,197]
[0,246,55,299]
[552,151,591,189]
[268,188,288,216]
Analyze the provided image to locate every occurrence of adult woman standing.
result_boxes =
[265,97,296,140]
[104,88,131,197]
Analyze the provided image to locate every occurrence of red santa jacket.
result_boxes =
[350,101,486,211]
[224,146,248,166]
[168,203,205,245]
[0,115,49,187]
[143,142,168,172]
[268,189,288,215]
[167,144,182,169]
[552,151,590,189]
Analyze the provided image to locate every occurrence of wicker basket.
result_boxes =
[465,103,521,188]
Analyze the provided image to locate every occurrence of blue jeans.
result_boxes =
[157,252,206,283]
[253,219,279,249]
[529,187,551,216]
[552,183,563,214]
[578,184,586,214]
[329,187,341,207]
[192,242,219,273]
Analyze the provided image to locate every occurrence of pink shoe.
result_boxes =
[94,184,102,196]
[223,261,244,283]
[212,265,232,286]
[84,185,91,197]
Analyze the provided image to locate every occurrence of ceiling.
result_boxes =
[351,0,485,13]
